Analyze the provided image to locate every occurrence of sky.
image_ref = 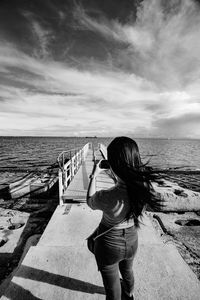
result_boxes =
[0,0,200,138]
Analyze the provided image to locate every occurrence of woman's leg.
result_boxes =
[119,258,135,296]
[119,228,138,297]
[99,263,121,300]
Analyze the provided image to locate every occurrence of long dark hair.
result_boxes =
[107,136,162,227]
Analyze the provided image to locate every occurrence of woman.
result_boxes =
[87,136,161,300]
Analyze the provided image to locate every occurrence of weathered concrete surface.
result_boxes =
[0,204,104,300]
[135,243,200,300]
[1,206,200,300]
[39,204,102,247]
[1,245,105,300]
[3,242,199,300]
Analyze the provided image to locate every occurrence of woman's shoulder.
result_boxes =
[95,186,115,199]
[98,184,126,200]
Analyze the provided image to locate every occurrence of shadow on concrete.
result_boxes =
[15,265,105,295]
[81,162,89,190]
[4,281,42,300]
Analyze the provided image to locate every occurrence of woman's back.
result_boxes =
[88,183,135,228]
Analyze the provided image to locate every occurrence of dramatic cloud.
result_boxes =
[0,0,200,138]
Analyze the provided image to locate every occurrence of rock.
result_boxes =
[152,180,200,212]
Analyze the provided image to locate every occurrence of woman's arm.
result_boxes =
[87,175,96,200]
[86,162,102,205]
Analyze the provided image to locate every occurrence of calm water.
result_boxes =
[0,136,200,172]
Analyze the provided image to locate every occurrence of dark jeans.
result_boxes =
[94,224,138,300]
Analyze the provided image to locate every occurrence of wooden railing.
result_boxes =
[57,143,91,204]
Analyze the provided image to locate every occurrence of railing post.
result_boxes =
[62,153,64,170]
[78,149,81,167]
[75,150,77,174]
[72,156,75,177]
[70,151,73,179]
[59,169,63,205]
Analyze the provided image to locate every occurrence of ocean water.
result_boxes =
[0,136,200,172]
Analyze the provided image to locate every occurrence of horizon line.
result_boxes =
[0,135,199,141]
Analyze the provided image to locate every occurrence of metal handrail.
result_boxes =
[58,143,91,204]
[57,147,82,171]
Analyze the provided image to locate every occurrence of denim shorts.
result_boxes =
[94,223,138,270]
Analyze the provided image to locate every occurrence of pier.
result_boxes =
[0,143,200,299]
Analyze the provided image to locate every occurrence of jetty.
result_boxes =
[0,143,200,299]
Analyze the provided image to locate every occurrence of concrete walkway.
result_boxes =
[1,204,200,299]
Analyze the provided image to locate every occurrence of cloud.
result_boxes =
[73,5,123,42]
[0,48,157,136]
[75,0,200,90]
[0,38,199,137]
[0,0,200,138]
[153,112,200,138]
[22,11,53,59]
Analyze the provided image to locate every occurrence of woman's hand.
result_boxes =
[88,159,109,186]
[93,159,109,177]
[87,162,100,200]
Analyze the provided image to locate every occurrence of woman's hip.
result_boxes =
[94,227,138,268]
[97,224,138,246]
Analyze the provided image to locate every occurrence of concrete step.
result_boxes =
[38,204,102,247]
[1,237,200,300]
[37,206,200,299]
[0,245,105,300]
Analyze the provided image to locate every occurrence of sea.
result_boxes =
[0,136,200,172]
